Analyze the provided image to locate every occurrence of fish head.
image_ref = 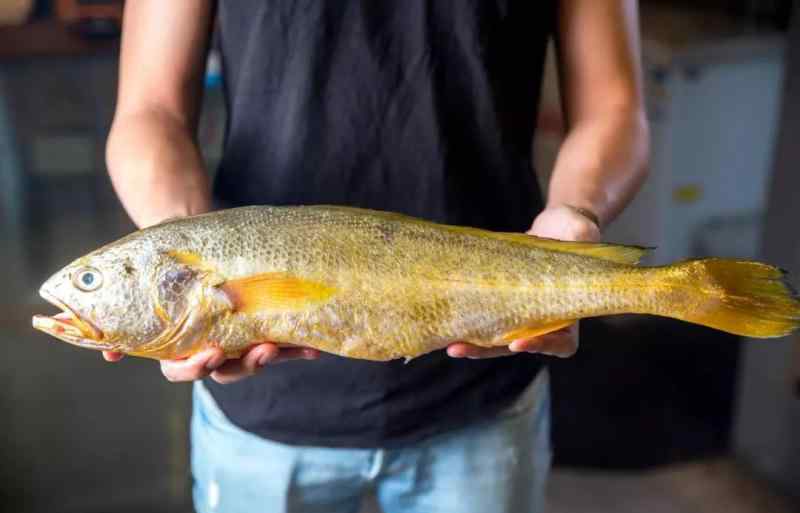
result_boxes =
[32,239,213,355]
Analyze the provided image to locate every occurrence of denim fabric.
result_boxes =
[191,370,551,513]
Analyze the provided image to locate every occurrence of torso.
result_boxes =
[206,0,555,448]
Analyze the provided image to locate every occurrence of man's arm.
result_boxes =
[545,0,649,228]
[448,0,649,359]
[104,1,318,381]
[107,0,213,228]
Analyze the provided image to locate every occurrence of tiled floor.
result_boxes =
[547,459,796,513]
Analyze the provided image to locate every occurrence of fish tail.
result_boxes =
[648,259,800,338]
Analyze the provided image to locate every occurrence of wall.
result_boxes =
[733,1,800,495]
[0,55,194,513]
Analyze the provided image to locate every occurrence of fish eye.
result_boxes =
[72,267,103,292]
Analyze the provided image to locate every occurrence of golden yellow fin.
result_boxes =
[491,235,649,265]
[660,259,800,338]
[221,273,336,314]
[314,205,649,265]
[501,320,575,343]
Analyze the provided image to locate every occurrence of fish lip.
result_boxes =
[33,289,108,350]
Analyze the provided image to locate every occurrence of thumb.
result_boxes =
[102,351,125,362]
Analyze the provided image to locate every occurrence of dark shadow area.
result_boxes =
[552,316,740,469]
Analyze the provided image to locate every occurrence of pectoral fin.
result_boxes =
[220,273,336,313]
[501,320,575,343]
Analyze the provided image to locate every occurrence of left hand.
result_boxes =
[446,205,601,359]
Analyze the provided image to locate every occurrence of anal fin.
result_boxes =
[501,320,575,343]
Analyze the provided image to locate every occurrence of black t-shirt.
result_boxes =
[207,0,555,448]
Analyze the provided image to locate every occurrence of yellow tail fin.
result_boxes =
[664,259,800,338]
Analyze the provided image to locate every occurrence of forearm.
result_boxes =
[550,0,648,229]
[106,108,212,229]
[546,106,649,228]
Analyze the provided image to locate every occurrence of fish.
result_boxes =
[32,205,800,361]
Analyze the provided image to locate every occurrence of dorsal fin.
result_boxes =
[313,205,650,265]
[484,233,650,265]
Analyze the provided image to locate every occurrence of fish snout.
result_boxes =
[33,279,108,350]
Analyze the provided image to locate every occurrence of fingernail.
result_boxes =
[509,341,523,352]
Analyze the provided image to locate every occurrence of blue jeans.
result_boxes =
[191,370,551,513]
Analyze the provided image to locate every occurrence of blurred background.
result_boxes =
[1,0,799,512]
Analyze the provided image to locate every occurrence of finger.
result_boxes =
[242,343,318,365]
[209,359,250,384]
[244,343,280,369]
[269,347,320,363]
[508,325,573,350]
[102,351,124,362]
[240,344,318,365]
[160,348,226,383]
[446,343,472,358]
[510,330,578,358]
[206,345,272,385]
[209,346,320,385]
[447,343,512,359]
[209,344,277,384]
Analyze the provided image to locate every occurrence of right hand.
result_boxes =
[102,343,319,384]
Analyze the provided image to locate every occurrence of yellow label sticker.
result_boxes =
[673,184,703,204]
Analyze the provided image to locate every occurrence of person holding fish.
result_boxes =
[101,1,649,512]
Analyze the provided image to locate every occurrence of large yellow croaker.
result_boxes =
[33,205,800,361]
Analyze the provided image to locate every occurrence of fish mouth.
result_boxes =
[32,290,108,351]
